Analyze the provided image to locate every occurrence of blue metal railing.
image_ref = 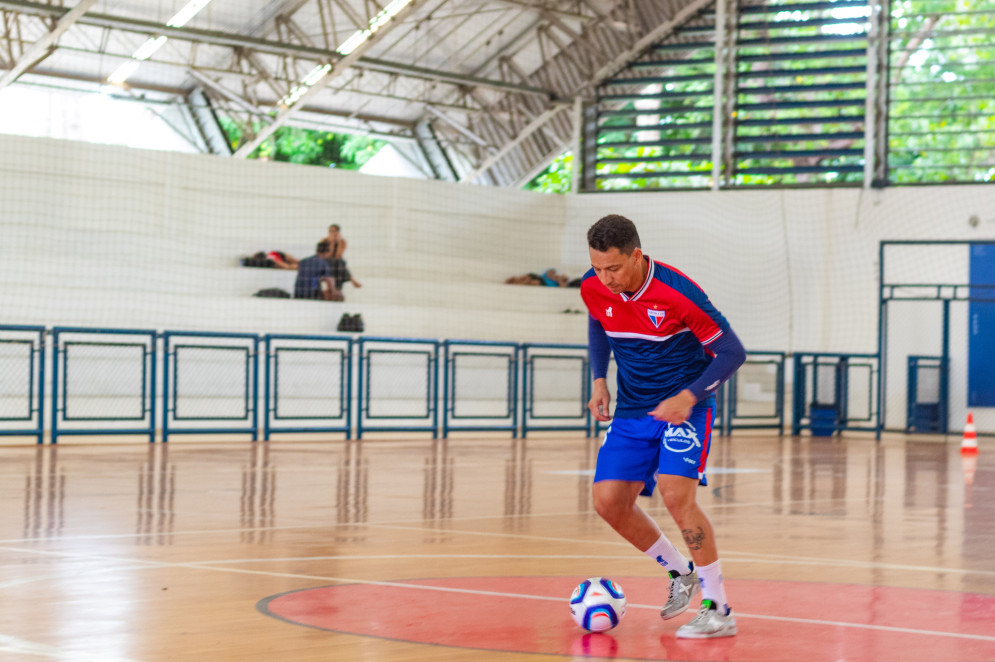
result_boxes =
[9,323,801,442]
[906,355,948,434]
[0,325,46,444]
[357,337,440,439]
[51,327,157,444]
[162,331,259,442]
[441,339,519,437]
[263,333,353,440]
[724,351,786,435]
[521,343,591,436]
[792,352,879,437]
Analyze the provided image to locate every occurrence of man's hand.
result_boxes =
[588,378,612,422]
[648,389,697,425]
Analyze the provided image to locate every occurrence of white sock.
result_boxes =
[643,534,691,575]
[697,559,730,614]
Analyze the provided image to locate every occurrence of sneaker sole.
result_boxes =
[660,602,692,620]
[659,583,700,621]
[675,624,738,639]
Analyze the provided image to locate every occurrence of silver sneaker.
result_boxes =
[659,568,700,620]
[676,599,738,639]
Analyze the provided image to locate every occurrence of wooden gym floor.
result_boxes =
[0,432,992,661]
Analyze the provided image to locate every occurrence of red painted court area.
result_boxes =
[259,576,995,661]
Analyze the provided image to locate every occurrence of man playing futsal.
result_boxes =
[581,214,746,639]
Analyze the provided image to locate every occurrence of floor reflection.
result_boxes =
[767,437,844,517]
[137,443,175,545]
[2,433,994,662]
[241,442,275,544]
[962,452,993,569]
[423,437,453,520]
[576,435,599,519]
[24,446,64,539]
[904,439,949,509]
[336,439,368,526]
[504,437,531,518]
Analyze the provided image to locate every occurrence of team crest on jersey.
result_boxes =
[647,308,666,328]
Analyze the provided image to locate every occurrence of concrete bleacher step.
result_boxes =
[0,285,588,344]
[6,255,588,344]
[229,267,584,314]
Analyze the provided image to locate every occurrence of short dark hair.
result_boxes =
[587,214,641,254]
[316,239,331,254]
[328,224,340,231]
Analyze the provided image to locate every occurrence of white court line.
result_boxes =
[2,546,994,645]
[4,513,995,580]
[727,611,995,642]
[356,522,995,578]
[171,564,995,645]
[159,552,995,578]
[0,495,914,545]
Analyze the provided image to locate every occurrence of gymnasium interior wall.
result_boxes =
[2,134,994,433]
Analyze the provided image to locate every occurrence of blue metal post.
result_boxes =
[149,332,157,443]
[876,241,886,440]
[442,341,450,438]
[263,335,271,441]
[357,338,365,440]
[941,299,950,435]
[522,349,531,437]
[345,337,353,440]
[37,329,46,444]
[431,342,439,439]
[511,345,519,439]
[791,354,803,436]
[251,335,259,441]
[51,329,60,444]
[163,332,171,443]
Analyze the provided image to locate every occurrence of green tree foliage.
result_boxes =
[219,117,385,169]
[588,0,994,190]
[888,0,995,183]
[524,152,574,193]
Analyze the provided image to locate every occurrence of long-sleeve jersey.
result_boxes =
[580,256,745,418]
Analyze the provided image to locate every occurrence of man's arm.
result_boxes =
[686,329,747,401]
[649,328,747,424]
[588,316,612,421]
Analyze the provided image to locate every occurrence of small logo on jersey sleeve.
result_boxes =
[606,306,613,317]
[647,307,666,328]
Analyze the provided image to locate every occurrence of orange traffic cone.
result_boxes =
[961,412,979,455]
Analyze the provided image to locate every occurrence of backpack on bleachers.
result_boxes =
[254,287,291,298]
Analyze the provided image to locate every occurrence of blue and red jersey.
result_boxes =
[581,256,734,418]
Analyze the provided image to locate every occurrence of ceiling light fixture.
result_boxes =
[277,0,413,108]
[337,0,412,55]
[105,0,216,86]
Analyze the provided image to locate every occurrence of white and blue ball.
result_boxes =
[569,577,626,632]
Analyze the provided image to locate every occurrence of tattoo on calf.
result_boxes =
[682,526,706,550]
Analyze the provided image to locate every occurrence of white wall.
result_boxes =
[563,188,995,431]
[2,134,995,432]
[0,134,578,343]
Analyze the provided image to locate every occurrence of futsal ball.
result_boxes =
[569,577,626,632]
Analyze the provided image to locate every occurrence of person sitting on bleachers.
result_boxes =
[294,240,342,301]
[241,251,298,269]
[324,224,362,290]
[267,251,299,270]
[505,268,570,286]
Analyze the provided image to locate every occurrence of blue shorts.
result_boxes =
[594,397,716,497]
